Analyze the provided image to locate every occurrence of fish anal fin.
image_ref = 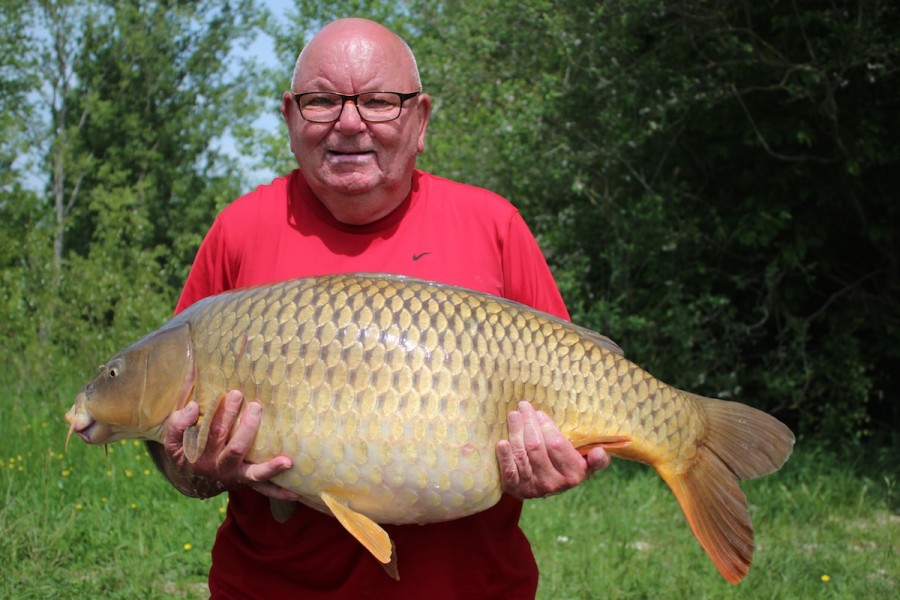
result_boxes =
[269,498,297,523]
[321,491,398,580]
[572,435,631,457]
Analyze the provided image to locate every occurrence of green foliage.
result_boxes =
[406,0,900,440]
[0,0,263,396]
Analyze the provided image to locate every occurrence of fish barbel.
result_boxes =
[65,273,794,583]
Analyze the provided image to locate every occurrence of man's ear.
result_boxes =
[415,93,432,153]
[281,91,295,125]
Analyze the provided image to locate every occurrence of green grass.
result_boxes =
[523,447,897,599]
[2,383,896,599]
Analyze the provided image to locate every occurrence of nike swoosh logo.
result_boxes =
[412,252,432,261]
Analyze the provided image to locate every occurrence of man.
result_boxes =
[149,18,610,599]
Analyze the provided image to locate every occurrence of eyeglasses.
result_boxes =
[292,91,421,123]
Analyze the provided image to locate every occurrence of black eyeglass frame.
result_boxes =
[292,90,422,123]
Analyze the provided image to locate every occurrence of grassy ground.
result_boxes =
[2,384,896,599]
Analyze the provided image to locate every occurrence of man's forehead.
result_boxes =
[294,20,416,89]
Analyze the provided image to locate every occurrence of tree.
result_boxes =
[408,0,899,439]
[0,0,265,394]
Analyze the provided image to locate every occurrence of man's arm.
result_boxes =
[148,391,299,501]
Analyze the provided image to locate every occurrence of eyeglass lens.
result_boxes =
[297,92,408,123]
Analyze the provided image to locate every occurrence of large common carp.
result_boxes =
[66,273,794,583]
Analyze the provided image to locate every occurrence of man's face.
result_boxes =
[282,28,431,223]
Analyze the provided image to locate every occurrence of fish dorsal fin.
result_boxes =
[571,435,632,456]
[569,325,624,356]
[320,491,399,580]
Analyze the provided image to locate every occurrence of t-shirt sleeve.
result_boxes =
[174,217,236,314]
[501,211,570,321]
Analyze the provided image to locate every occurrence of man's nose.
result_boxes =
[335,99,365,133]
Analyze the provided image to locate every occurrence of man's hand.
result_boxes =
[164,390,299,500]
[496,401,610,499]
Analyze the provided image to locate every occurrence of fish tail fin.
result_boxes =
[657,394,794,584]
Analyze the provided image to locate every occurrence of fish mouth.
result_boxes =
[65,394,99,449]
[65,416,98,449]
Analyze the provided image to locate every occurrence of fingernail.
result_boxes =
[248,403,261,417]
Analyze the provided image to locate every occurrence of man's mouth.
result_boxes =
[327,149,375,163]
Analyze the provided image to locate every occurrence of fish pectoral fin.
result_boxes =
[182,423,204,463]
[182,394,222,463]
[269,498,297,523]
[572,435,632,456]
[320,491,399,580]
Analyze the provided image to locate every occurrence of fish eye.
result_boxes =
[106,359,124,379]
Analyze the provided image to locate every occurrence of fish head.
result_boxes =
[66,323,195,447]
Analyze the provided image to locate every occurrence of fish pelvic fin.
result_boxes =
[320,491,399,580]
[659,394,795,584]
[269,498,297,523]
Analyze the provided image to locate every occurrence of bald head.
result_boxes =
[280,17,432,225]
[291,18,421,91]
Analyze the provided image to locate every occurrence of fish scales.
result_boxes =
[189,275,533,522]
[66,273,794,584]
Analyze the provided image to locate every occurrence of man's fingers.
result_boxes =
[242,456,300,500]
[495,440,520,489]
[536,410,587,478]
[506,404,534,481]
[208,391,245,446]
[167,401,199,439]
[217,402,262,472]
[585,446,612,474]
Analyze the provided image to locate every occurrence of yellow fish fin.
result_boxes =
[269,499,297,523]
[658,393,795,584]
[320,491,399,580]
[571,435,631,456]
[182,393,225,463]
[182,423,204,463]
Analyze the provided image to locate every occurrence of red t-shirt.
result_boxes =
[176,169,570,599]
